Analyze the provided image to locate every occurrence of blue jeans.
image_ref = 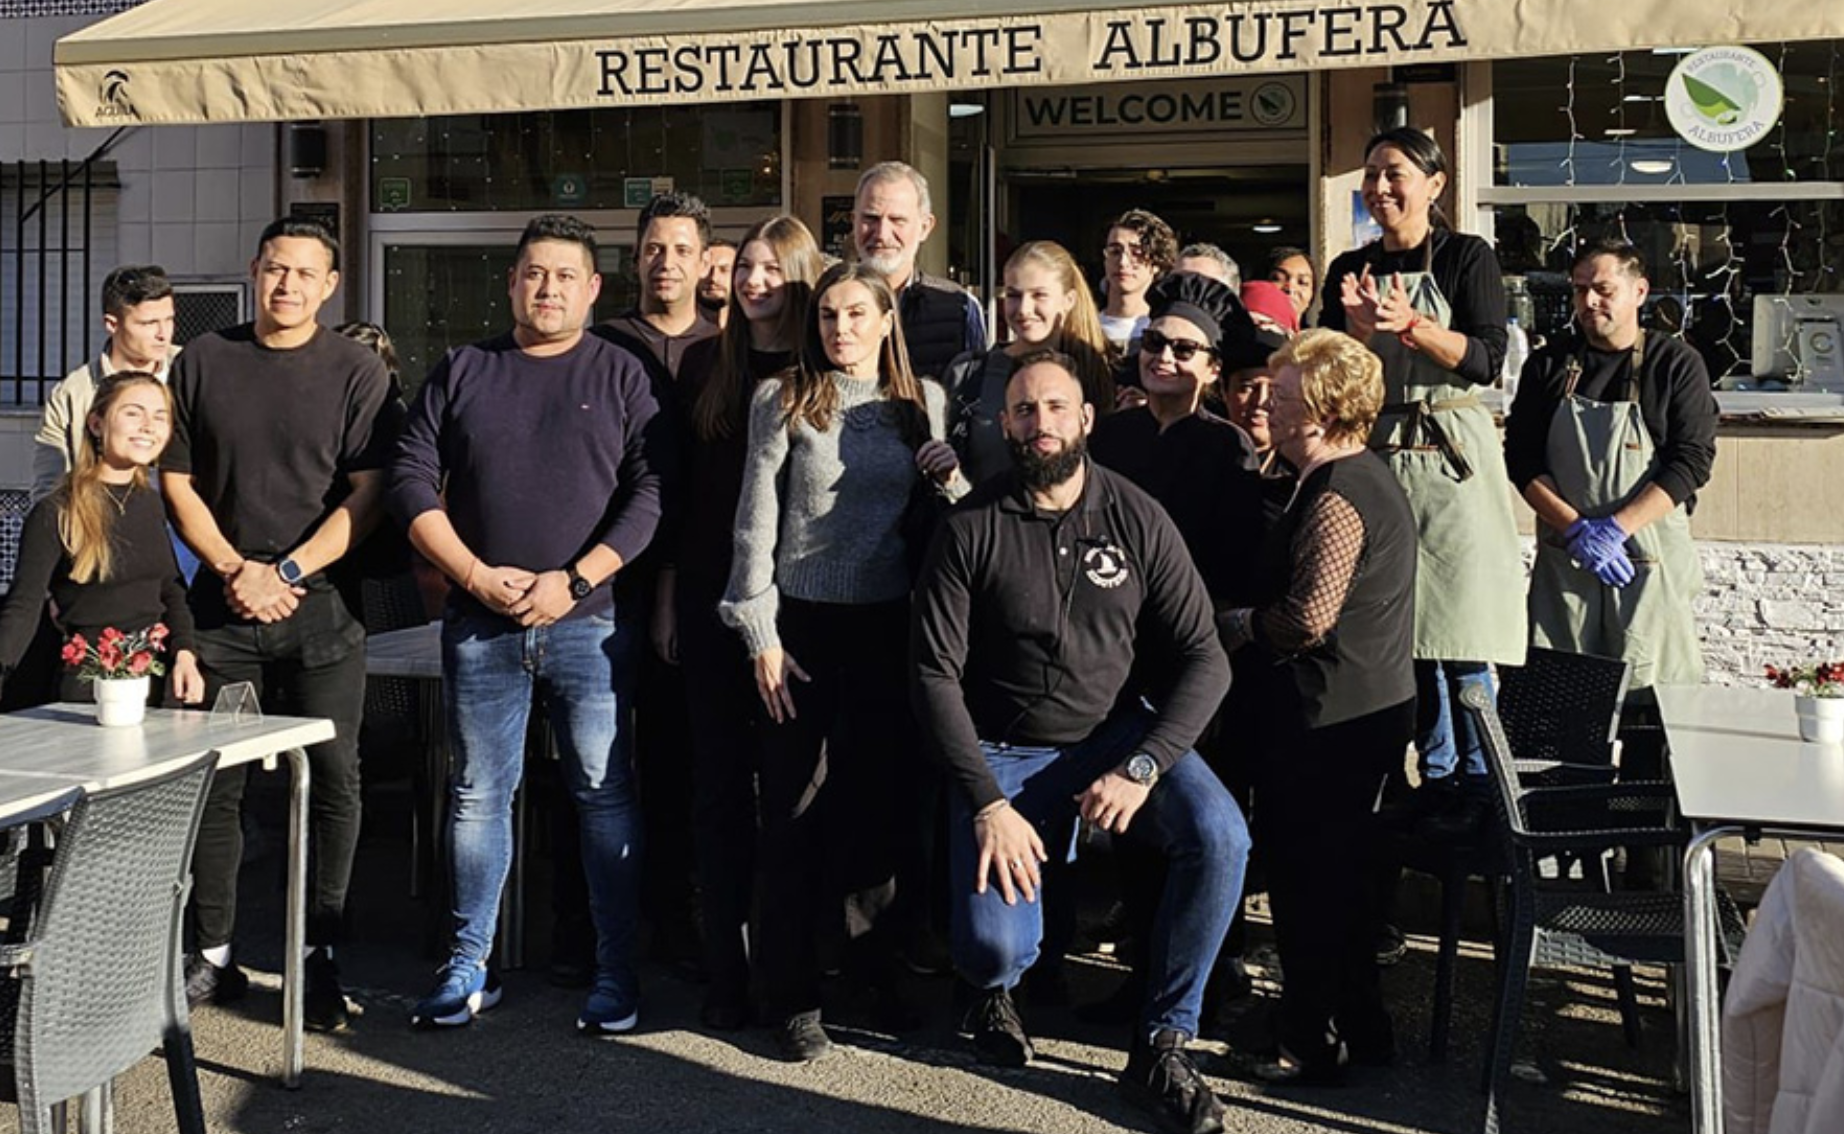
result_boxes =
[1414,659,1495,782]
[948,709,1249,1039]
[444,610,641,1008]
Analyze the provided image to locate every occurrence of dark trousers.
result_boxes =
[756,597,909,1019]
[678,578,762,1000]
[1259,699,1414,1062]
[189,587,366,950]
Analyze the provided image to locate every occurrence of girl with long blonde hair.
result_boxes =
[0,371,203,705]
[943,240,1115,485]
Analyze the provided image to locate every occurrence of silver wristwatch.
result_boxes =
[1123,753,1159,787]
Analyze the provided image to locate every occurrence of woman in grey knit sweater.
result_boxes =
[721,261,967,1062]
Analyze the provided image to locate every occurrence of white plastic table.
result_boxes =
[1656,684,1844,1134]
[0,704,335,1089]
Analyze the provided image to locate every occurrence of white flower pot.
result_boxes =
[93,675,150,727]
[1795,694,1844,745]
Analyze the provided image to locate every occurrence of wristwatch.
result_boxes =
[565,565,594,601]
[276,557,306,586]
[1122,753,1160,787]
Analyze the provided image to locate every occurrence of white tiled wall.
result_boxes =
[2,15,276,279]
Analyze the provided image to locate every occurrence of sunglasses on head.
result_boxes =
[1141,329,1216,363]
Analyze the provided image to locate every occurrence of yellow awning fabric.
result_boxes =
[56,0,1844,127]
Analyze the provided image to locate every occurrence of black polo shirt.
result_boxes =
[911,461,1230,811]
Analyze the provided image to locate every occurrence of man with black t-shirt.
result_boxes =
[162,217,401,1031]
[911,351,1247,1134]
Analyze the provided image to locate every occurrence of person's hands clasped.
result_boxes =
[973,801,1047,906]
[1076,770,1152,835]
[466,564,537,617]
[752,646,810,724]
[1566,517,1636,587]
[507,569,576,627]
[225,561,304,623]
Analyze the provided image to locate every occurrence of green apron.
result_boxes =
[1527,332,1705,690]
[1366,252,1528,666]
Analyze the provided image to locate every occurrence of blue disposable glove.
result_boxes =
[1591,546,1636,586]
[1565,517,1635,587]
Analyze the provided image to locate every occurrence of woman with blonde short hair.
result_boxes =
[1217,329,1418,1085]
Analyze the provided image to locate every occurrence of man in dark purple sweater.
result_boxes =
[389,214,670,1035]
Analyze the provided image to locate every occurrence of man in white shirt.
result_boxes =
[32,264,178,502]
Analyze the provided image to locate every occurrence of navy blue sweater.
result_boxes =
[388,333,671,621]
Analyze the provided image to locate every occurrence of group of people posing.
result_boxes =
[0,124,1716,1134]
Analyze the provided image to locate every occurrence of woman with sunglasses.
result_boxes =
[1085,271,1271,1022]
[0,371,203,706]
[1320,127,1526,830]
[721,261,966,1062]
[944,240,1115,487]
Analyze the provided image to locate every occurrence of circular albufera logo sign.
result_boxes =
[1664,45,1784,153]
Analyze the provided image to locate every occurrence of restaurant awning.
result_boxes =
[56,0,1844,127]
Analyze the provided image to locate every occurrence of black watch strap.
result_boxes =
[566,566,593,600]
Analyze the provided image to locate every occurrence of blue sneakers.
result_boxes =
[576,981,639,1036]
[411,960,503,1029]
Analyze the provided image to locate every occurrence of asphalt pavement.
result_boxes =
[11,780,1696,1134]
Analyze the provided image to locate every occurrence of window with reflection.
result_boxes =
[371,105,781,213]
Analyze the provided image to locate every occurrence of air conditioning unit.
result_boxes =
[171,281,249,345]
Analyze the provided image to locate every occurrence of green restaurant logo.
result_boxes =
[1664,46,1783,153]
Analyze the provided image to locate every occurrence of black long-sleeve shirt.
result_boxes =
[910,462,1231,811]
[672,337,794,591]
[1089,406,1266,605]
[0,483,196,678]
[388,333,670,622]
[1319,229,1508,387]
[1504,331,1719,509]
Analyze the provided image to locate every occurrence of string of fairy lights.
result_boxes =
[1535,41,1842,379]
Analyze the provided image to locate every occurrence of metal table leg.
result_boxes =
[280,746,312,1090]
[1684,823,1740,1134]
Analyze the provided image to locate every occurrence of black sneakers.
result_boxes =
[305,949,356,1033]
[962,986,1033,1068]
[1119,1029,1228,1134]
[183,953,249,1009]
[775,1010,835,1063]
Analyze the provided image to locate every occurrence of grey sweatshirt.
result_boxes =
[721,372,960,657]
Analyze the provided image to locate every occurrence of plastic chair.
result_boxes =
[0,754,217,1134]
[1498,647,1632,789]
[1412,649,1635,1061]
[1461,683,1744,1134]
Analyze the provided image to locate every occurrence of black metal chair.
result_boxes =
[0,754,217,1134]
[1413,648,1635,1061]
[1461,683,1743,1134]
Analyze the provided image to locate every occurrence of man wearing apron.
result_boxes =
[1505,239,1718,796]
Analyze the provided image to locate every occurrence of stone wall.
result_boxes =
[1697,543,1844,686]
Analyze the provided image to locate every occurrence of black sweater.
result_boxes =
[1319,229,1508,388]
[0,483,196,679]
[389,333,670,622]
[910,463,1230,811]
[1504,331,1719,509]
